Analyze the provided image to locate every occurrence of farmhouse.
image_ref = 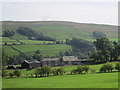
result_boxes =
[63,56,83,65]
[21,60,42,69]
[41,58,61,66]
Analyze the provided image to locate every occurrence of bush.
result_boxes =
[77,66,84,74]
[9,72,14,78]
[52,67,65,75]
[83,65,90,73]
[100,63,114,73]
[71,65,90,75]
[35,65,51,77]
[13,70,21,77]
[34,67,42,77]
[115,62,120,72]
[100,65,107,73]
[41,65,51,76]
[71,69,78,75]
[91,69,96,73]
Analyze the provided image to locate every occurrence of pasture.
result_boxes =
[2,61,119,88]
[3,44,72,57]
[2,72,118,88]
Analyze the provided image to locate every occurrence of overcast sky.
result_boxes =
[1,0,119,25]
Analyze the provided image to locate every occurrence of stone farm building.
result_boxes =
[41,58,61,66]
[19,56,93,69]
[63,56,83,65]
[21,60,42,69]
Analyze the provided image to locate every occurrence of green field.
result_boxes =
[3,44,72,57]
[2,61,119,88]
[2,72,118,88]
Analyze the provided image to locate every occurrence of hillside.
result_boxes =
[2,21,118,40]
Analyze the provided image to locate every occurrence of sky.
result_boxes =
[1,0,119,25]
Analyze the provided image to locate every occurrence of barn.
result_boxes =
[21,60,42,69]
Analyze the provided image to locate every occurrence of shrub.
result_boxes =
[13,70,21,77]
[52,67,65,75]
[77,66,84,74]
[41,65,51,76]
[35,65,52,77]
[100,63,114,73]
[91,69,96,73]
[9,72,14,78]
[83,65,90,73]
[71,69,78,75]
[100,65,107,73]
[105,63,114,72]
[71,65,90,75]
[115,62,120,72]
[34,67,42,77]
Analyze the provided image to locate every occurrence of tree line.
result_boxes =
[2,62,120,78]
[16,27,56,41]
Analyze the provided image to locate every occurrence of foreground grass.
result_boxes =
[2,72,118,88]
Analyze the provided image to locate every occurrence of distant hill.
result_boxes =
[2,21,118,40]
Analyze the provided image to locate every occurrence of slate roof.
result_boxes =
[42,58,59,61]
[63,56,79,61]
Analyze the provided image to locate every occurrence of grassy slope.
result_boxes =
[3,44,72,57]
[3,46,20,56]
[2,72,118,88]
[2,21,118,40]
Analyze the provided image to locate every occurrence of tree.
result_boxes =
[3,30,15,37]
[41,65,51,76]
[93,38,113,62]
[115,62,120,72]
[99,63,114,73]
[17,27,56,41]
[35,50,41,54]
[76,66,84,74]
[92,31,106,39]
[83,65,90,73]
[32,54,42,61]
[52,67,65,75]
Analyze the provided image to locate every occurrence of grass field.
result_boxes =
[3,46,20,56]
[3,44,72,57]
[2,61,119,88]
[2,72,118,88]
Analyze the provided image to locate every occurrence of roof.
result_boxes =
[42,58,59,61]
[7,65,16,69]
[63,56,79,61]
[29,60,41,64]
[22,60,29,63]
[22,60,41,64]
